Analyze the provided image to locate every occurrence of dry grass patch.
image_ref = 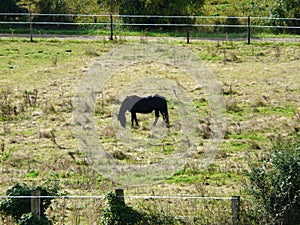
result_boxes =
[0,40,299,221]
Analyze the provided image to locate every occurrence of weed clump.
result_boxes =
[0,183,58,225]
[100,191,179,225]
[244,134,300,224]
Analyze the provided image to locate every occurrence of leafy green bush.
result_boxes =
[19,213,52,225]
[0,183,57,225]
[101,192,143,225]
[245,135,300,224]
[100,192,179,225]
[269,0,300,34]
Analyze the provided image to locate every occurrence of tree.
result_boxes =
[245,134,300,224]
[34,0,70,21]
[0,0,26,21]
[0,0,25,13]
[65,0,100,14]
[98,0,119,13]
[0,183,57,224]
[99,0,205,30]
[270,0,300,34]
[31,0,74,29]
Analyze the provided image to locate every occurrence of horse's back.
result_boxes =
[131,97,153,113]
[128,95,164,113]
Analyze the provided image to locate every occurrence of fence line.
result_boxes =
[0,195,232,200]
[0,189,241,224]
[0,13,299,28]
[0,21,299,30]
[1,13,300,21]
[0,195,104,199]
[0,13,298,44]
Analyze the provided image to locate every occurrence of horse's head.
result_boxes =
[117,95,140,128]
[118,114,126,128]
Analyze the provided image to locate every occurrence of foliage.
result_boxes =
[269,0,300,34]
[101,192,143,225]
[0,0,26,21]
[0,183,57,224]
[0,0,26,13]
[33,0,73,25]
[239,0,273,17]
[98,0,119,13]
[1,0,299,34]
[245,134,300,224]
[106,0,205,31]
[223,16,243,33]
[100,192,178,225]
[19,213,52,225]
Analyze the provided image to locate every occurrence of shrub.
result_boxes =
[269,0,300,34]
[19,213,52,225]
[0,183,57,225]
[101,192,143,225]
[224,16,243,33]
[245,134,300,224]
[100,192,179,224]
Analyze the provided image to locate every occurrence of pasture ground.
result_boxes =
[0,37,299,223]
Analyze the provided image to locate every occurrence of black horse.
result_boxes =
[117,94,170,128]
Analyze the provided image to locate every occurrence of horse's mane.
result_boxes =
[149,94,165,99]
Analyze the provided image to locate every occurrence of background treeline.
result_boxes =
[0,0,299,33]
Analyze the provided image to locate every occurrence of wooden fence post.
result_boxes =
[115,188,125,205]
[231,196,240,225]
[31,189,41,218]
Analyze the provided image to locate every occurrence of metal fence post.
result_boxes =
[110,14,113,40]
[247,16,251,45]
[231,196,240,225]
[29,11,33,42]
[31,190,41,218]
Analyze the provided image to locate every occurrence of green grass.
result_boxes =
[0,37,299,224]
[257,106,297,117]
[1,24,299,40]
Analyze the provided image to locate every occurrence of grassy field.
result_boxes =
[0,37,299,223]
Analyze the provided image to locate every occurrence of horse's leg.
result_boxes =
[131,112,139,127]
[165,114,170,127]
[135,114,139,126]
[131,113,134,126]
[153,109,159,126]
[161,111,170,128]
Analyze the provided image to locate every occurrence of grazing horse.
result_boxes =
[117,94,170,128]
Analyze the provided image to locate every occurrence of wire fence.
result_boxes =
[0,191,240,225]
[0,13,299,37]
